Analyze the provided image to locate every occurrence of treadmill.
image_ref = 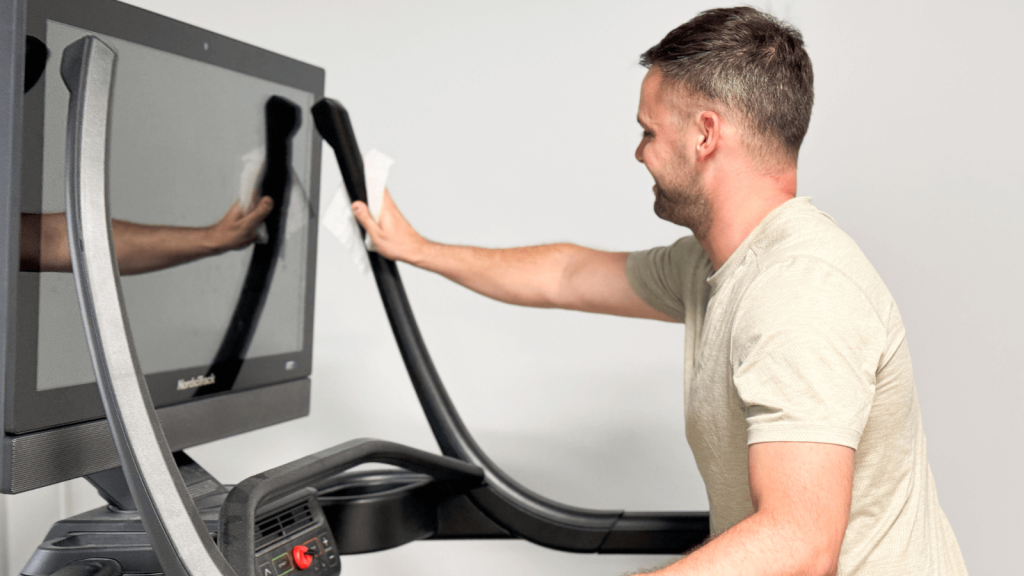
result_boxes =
[3,4,709,576]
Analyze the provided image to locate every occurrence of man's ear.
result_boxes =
[695,110,722,162]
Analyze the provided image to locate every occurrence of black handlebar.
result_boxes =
[311,100,367,205]
[311,98,709,553]
[202,96,301,395]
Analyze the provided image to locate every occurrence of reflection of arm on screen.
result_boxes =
[18,197,273,275]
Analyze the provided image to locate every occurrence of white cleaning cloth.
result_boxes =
[238,146,314,245]
[322,149,394,274]
[361,149,394,252]
[238,147,269,244]
[238,147,265,213]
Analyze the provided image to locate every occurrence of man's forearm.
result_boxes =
[352,192,670,320]
[31,214,216,275]
[109,219,219,274]
[638,510,838,576]
[408,241,583,308]
[21,211,255,275]
[639,442,853,576]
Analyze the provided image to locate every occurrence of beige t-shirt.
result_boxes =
[626,198,966,575]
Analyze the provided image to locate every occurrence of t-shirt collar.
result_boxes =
[706,197,813,290]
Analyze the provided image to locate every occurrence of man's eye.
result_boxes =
[642,130,654,138]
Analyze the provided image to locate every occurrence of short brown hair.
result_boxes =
[641,7,814,165]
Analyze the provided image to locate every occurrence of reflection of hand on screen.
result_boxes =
[18,197,274,275]
[205,196,273,252]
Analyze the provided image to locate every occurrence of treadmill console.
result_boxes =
[255,491,340,576]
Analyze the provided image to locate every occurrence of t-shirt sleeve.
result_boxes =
[625,236,708,322]
[731,257,885,449]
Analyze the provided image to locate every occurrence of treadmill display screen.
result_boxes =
[8,1,321,435]
[30,21,314,393]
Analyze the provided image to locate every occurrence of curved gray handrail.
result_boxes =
[60,35,239,576]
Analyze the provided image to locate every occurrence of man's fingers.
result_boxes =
[378,188,411,227]
[223,200,245,219]
[351,201,379,233]
[242,196,274,224]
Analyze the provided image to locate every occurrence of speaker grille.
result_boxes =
[255,501,315,551]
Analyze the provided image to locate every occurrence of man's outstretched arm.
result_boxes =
[351,191,676,322]
[19,196,273,275]
[636,442,853,576]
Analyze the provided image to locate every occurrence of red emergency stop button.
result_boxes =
[292,545,313,570]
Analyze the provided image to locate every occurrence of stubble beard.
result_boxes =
[652,162,712,240]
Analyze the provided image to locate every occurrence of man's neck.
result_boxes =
[699,170,797,270]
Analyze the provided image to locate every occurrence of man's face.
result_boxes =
[635,68,711,237]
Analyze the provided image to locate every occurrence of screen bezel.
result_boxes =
[5,0,323,435]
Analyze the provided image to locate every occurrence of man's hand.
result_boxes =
[350,188,427,264]
[203,196,274,254]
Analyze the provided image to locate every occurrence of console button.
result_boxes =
[319,534,332,551]
[325,551,339,567]
[273,552,293,575]
[257,563,274,576]
[303,538,321,556]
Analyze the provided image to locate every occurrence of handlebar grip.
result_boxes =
[311,98,367,205]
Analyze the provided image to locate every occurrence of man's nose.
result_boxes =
[635,141,645,164]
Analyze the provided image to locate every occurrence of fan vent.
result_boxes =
[255,501,315,551]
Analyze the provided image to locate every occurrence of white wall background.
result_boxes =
[4,1,1023,574]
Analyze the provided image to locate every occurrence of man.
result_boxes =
[352,7,966,575]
